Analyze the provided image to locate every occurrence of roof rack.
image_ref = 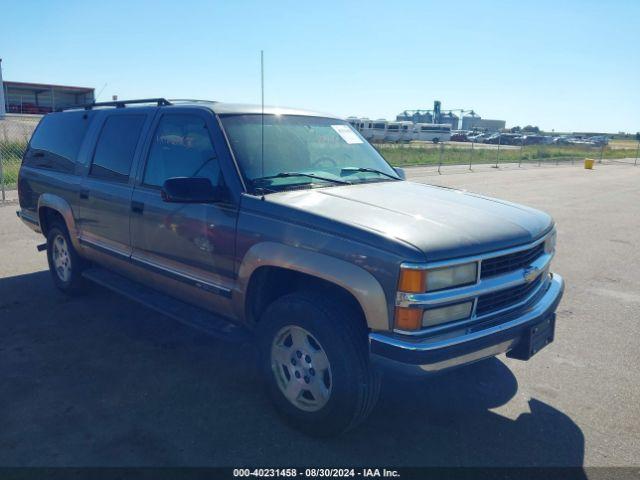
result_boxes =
[80,98,172,110]
[168,98,216,104]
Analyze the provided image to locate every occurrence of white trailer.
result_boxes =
[346,117,361,129]
[358,119,375,141]
[347,117,376,141]
[399,121,414,142]
[413,123,452,143]
[370,120,387,142]
[384,121,404,142]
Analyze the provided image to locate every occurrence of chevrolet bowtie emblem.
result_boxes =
[523,267,540,283]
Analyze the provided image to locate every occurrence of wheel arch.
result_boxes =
[235,242,390,331]
[37,194,81,250]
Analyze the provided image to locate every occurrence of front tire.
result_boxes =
[257,291,380,436]
[46,222,86,294]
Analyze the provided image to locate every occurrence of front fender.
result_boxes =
[234,242,390,331]
[37,193,81,250]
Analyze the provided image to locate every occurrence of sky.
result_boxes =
[1,0,639,133]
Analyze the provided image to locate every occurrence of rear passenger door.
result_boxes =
[77,110,154,258]
[129,109,238,315]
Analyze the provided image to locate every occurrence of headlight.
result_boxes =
[425,262,477,291]
[422,301,473,327]
[544,231,557,254]
[396,262,479,331]
[398,262,478,293]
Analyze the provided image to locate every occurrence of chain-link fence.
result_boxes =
[0,113,638,203]
[373,139,640,173]
[0,114,40,201]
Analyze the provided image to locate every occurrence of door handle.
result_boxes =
[79,189,89,200]
[131,201,144,214]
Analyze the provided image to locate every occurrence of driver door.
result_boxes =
[129,109,238,316]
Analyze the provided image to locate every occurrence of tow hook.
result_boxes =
[36,243,47,252]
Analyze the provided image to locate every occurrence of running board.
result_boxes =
[82,267,251,343]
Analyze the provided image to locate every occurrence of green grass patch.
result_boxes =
[1,140,637,190]
[0,140,28,188]
[376,143,638,167]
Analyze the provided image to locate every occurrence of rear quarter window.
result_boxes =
[25,111,94,173]
[89,114,146,182]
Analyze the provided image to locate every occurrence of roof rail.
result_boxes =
[168,98,216,104]
[77,98,172,111]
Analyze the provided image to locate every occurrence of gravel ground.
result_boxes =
[0,163,638,468]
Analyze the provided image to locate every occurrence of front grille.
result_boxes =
[476,274,543,316]
[480,242,544,279]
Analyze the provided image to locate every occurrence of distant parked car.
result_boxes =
[568,139,595,146]
[552,136,572,145]
[500,133,523,145]
[450,131,469,142]
[521,134,545,145]
[483,133,524,145]
[467,133,487,143]
[484,133,502,144]
[587,135,609,146]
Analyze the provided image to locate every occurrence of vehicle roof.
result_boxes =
[205,102,338,118]
[62,99,341,119]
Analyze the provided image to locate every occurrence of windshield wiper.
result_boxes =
[341,167,400,180]
[253,172,352,186]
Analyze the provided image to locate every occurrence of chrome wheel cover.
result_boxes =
[52,234,72,283]
[271,325,332,412]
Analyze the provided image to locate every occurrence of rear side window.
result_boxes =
[25,112,94,172]
[90,115,146,182]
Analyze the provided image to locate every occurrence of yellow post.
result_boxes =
[584,158,594,170]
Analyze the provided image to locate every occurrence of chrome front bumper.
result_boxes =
[369,273,564,373]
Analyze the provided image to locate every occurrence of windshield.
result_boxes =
[220,114,399,192]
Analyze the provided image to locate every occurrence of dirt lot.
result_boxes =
[1,164,639,467]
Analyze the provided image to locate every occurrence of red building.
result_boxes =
[2,80,95,114]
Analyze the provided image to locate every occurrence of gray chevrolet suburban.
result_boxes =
[17,98,564,436]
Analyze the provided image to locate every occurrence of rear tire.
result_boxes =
[257,291,380,437]
[46,222,87,295]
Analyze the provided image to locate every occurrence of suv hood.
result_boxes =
[267,180,553,261]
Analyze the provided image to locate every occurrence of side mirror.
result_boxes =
[161,177,221,203]
[394,167,406,180]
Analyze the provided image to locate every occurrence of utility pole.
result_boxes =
[0,58,6,118]
[0,58,5,201]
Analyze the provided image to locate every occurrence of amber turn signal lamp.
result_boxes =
[398,268,426,293]
[395,307,422,331]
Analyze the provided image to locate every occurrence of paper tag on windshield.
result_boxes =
[331,124,363,144]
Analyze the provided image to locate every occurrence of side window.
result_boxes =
[25,111,94,172]
[90,115,146,182]
[143,114,219,188]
